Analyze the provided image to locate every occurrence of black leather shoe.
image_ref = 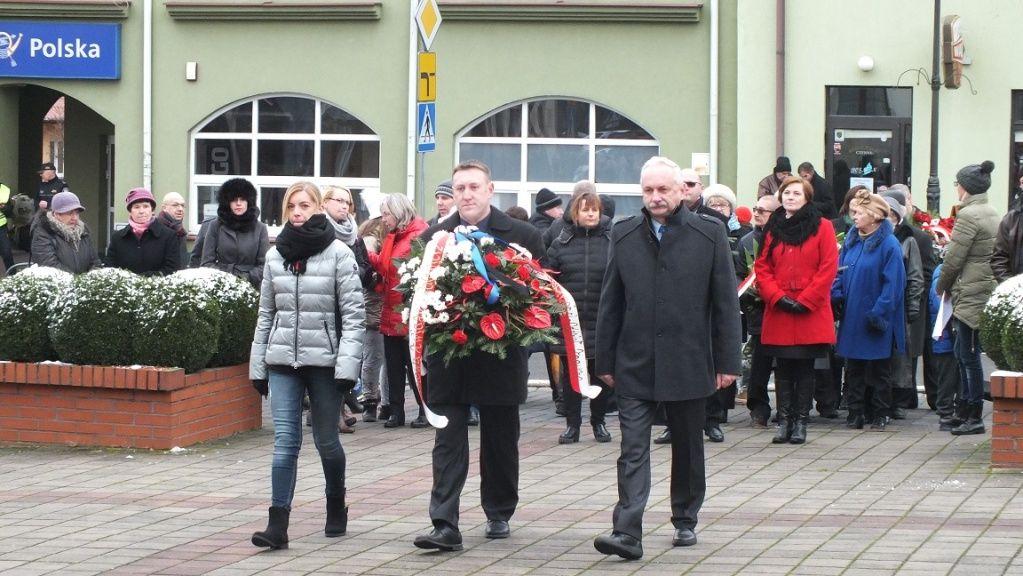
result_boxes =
[410,413,429,429]
[672,528,697,547]
[653,428,672,445]
[484,519,510,539]
[870,416,890,431]
[413,525,463,551]
[558,426,580,444]
[704,424,724,443]
[592,423,612,443]
[594,532,643,560]
[383,414,404,428]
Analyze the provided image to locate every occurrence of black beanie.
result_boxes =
[956,160,995,196]
[773,156,792,174]
[535,188,561,211]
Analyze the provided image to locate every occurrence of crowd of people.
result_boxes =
[2,151,1022,559]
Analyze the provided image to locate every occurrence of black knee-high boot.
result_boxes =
[772,376,793,444]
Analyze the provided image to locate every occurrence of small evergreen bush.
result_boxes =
[49,268,143,366]
[980,275,1023,371]
[133,276,220,373]
[0,266,73,362]
[167,268,258,368]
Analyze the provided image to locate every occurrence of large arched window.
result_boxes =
[189,95,380,232]
[456,98,658,217]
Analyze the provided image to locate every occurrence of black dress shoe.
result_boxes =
[672,528,697,547]
[704,424,724,443]
[592,423,612,443]
[413,525,463,551]
[410,413,429,429]
[383,414,404,428]
[484,519,510,539]
[653,428,672,444]
[594,532,643,560]
[558,426,580,444]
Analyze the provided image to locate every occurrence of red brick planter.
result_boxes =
[991,371,1023,468]
[0,362,261,449]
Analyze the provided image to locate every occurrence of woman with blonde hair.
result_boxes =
[367,193,428,428]
[249,181,365,549]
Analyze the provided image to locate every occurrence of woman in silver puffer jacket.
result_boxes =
[249,181,365,551]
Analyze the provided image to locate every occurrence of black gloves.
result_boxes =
[777,296,809,314]
[867,315,888,334]
[335,378,357,392]
[252,379,269,397]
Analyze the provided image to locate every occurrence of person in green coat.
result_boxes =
[935,160,1001,436]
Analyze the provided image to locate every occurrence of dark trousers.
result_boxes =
[613,395,706,540]
[931,351,960,418]
[560,357,609,428]
[922,316,938,409]
[845,358,893,417]
[384,335,421,419]
[429,403,520,530]
[813,365,840,414]
[745,335,774,421]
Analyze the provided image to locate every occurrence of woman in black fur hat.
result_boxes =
[200,178,270,288]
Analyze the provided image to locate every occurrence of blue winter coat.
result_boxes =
[929,263,954,355]
[832,218,906,360]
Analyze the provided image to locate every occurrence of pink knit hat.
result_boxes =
[125,187,156,209]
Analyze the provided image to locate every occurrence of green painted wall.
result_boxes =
[737,0,1019,212]
[0,89,18,191]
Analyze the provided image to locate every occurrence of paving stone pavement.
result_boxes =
[1,388,1022,576]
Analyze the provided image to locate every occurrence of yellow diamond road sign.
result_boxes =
[415,0,442,51]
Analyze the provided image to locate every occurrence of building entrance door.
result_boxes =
[825,86,912,196]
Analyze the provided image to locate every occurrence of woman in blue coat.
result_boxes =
[831,190,906,430]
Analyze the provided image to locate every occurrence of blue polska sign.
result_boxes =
[0,21,120,80]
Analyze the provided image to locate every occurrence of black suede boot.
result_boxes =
[772,377,793,444]
[252,506,289,550]
[790,376,812,444]
[325,493,348,537]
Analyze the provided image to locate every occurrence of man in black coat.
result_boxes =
[798,161,838,219]
[593,157,741,560]
[413,160,546,552]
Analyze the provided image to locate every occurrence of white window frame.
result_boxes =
[188,93,381,235]
[455,98,659,213]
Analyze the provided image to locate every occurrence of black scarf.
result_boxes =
[275,213,335,275]
[764,203,822,254]
[218,203,260,232]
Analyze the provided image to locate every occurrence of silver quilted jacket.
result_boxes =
[249,239,365,381]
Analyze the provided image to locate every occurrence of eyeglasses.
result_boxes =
[753,207,772,214]
[681,181,700,188]
[327,197,351,205]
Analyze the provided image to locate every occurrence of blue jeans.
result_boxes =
[953,319,984,406]
[269,366,346,509]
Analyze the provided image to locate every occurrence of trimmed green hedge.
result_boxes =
[0,265,257,373]
[980,275,1023,372]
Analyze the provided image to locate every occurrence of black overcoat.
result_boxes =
[595,207,742,402]
[105,218,182,276]
[421,207,546,406]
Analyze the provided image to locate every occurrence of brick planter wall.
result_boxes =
[0,363,261,449]
[990,371,1023,468]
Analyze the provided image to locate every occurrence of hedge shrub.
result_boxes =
[133,276,220,373]
[0,267,73,362]
[49,268,143,366]
[980,275,1023,371]
[166,268,258,368]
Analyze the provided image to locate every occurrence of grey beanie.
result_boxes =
[434,179,454,199]
[881,184,909,209]
[883,196,905,220]
[956,160,995,196]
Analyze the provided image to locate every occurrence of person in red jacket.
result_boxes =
[367,193,428,428]
[754,176,839,445]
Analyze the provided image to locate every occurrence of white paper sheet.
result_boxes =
[932,293,953,340]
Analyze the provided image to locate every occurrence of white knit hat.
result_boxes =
[702,184,736,210]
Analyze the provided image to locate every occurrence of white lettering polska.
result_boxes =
[28,37,101,59]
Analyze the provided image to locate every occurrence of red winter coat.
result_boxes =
[754,217,839,346]
[368,217,428,337]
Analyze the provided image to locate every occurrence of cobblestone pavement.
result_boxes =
[1,389,1021,576]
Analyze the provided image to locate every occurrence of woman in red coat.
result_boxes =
[754,176,839,445]
[367,193,428,429]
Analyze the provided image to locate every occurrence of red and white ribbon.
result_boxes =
[737,271,756,298]
[407,231,450,428]
[531,269,600,399]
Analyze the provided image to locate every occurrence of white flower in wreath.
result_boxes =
[401,308,410,324]
[479,236,494,247]
[406,256,422,269]
[400,273,412,285]
[429,267,446,280]
[437,312,450,323]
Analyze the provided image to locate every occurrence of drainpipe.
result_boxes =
[406,0,418,203]
[709,0,719,184]
[142,0,152,189]
[775,0,785,157]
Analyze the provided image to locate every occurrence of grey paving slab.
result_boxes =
[1,389,1022,575]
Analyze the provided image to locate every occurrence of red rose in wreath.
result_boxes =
[480,312,506,340]
[451,329,468,345]
[484,252,502,268]
[503,248,518,260]
[523,306,552,329]
[515,265,532,281]
[462,274,486,294]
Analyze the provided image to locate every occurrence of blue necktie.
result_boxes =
[657,225,665,241]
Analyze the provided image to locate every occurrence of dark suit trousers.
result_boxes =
[745,335,774,421]
[429,403,520,531]
[614,395,706,540]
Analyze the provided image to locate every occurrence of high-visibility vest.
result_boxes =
[0,183,10,228]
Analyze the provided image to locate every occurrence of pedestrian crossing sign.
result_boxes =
[417,102,436,153]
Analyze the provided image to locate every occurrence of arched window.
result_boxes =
[189,95,380,232]
[456,98,658,217]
